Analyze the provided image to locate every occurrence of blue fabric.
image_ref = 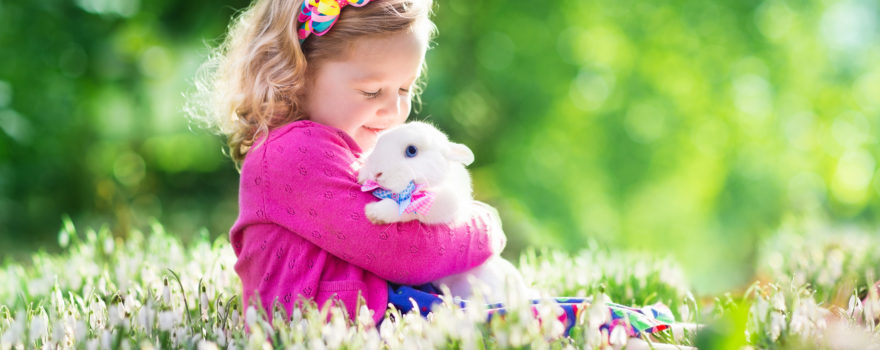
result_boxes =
[371,181,417,215]
[384,283,674,338]
[386,283,446,316]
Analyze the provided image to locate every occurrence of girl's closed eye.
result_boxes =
[361,87,411,99]
[361,89,381,99]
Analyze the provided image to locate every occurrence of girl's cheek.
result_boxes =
[402,100,412,118]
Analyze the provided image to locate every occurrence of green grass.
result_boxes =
[1,219,879,349]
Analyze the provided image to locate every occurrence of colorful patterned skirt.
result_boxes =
[386,283,674,338]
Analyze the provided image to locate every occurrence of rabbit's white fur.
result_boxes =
[358,121,532,303]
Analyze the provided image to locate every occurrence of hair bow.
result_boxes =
[361,179,435,215]
[297,0,372,41]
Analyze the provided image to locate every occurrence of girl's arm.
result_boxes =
[243,122,503,285]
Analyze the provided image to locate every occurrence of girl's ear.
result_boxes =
[444,142,474,166]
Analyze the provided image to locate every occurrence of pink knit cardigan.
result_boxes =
[230,120,503,324]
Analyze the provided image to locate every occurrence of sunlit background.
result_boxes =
[1,0,878,295]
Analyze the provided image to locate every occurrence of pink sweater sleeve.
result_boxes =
[239,122,503,285]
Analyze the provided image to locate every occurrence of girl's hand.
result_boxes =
[365,198,414,224]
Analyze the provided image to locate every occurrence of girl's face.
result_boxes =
[303,30,427,152]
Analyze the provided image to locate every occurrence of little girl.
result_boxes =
[192,0,505,325]
[193,0,680,345]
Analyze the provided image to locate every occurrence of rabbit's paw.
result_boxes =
[365,199,401,225]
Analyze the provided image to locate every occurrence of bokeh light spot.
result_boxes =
[831,149,876,205]
[113,152,146,188]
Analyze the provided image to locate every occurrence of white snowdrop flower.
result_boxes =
[138,340,156,350]
[197,340,219,350]
[401,312,423,335]
[246,326,270,349]
[51,288,65,313]
[137,306,155,334]
[271,305,284,326]
[230,307,241,329]
[534,302,564,339]
[1,311,25,346]
[200,289,209,314]
[162,279,171,306]
[493,329,509,348]
[108,304,123,328]
[847,294,864,319]
[750,296,769,321]
[378,318,395,342]
[63,333,75,349]
[158,311,176,331]
[398,330,418,349]
[89,297,107,330]
[97,277,109,296]
[425,321,446,347]
[587,299,609,330]
[121,293,136,316]
[170,328,179,348]
[103,237,114,254]
[58,229,70,248]
[245,306,259,328]
[771,292,786,313]
[291,307,302,323]
[678,303,690,323]
[356,305,374,329]
[789,303,808,336]
[216,300,227,321]
[583,324,603,349]
[464,299,487,323]
[671,323,686,343]
[769,311,786,341]
[609,325,627,347]
[75,320,87,342]
[51,317,67,344]
[62,312,77,339]
[363,330,382,350]
[321,322,344,349]
[86,338,99,350]
[213,326,226,347]
[29,310,49,343]
[100,330,112,350]
[297,319,310,335]
[509,328,526,347]
[308,337,327,350]
[288,342,307,350]
[458,325,477,350]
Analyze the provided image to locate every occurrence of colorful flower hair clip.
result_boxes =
[297,0,372,41]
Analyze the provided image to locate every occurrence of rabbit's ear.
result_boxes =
[445,142,474,166]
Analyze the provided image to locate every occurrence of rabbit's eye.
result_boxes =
[405,145,418,158]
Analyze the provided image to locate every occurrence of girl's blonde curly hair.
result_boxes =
[188,0,435,168]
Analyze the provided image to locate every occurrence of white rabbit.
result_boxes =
[357,121,533,304]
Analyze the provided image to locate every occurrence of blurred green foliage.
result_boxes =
[1,0,878,293]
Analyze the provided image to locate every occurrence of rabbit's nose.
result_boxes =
[375,172,383,179]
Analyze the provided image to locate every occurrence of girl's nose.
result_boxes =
[378,93,401,118]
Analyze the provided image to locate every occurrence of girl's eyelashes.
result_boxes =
[361,89,381,99]
[360,86,411,99]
